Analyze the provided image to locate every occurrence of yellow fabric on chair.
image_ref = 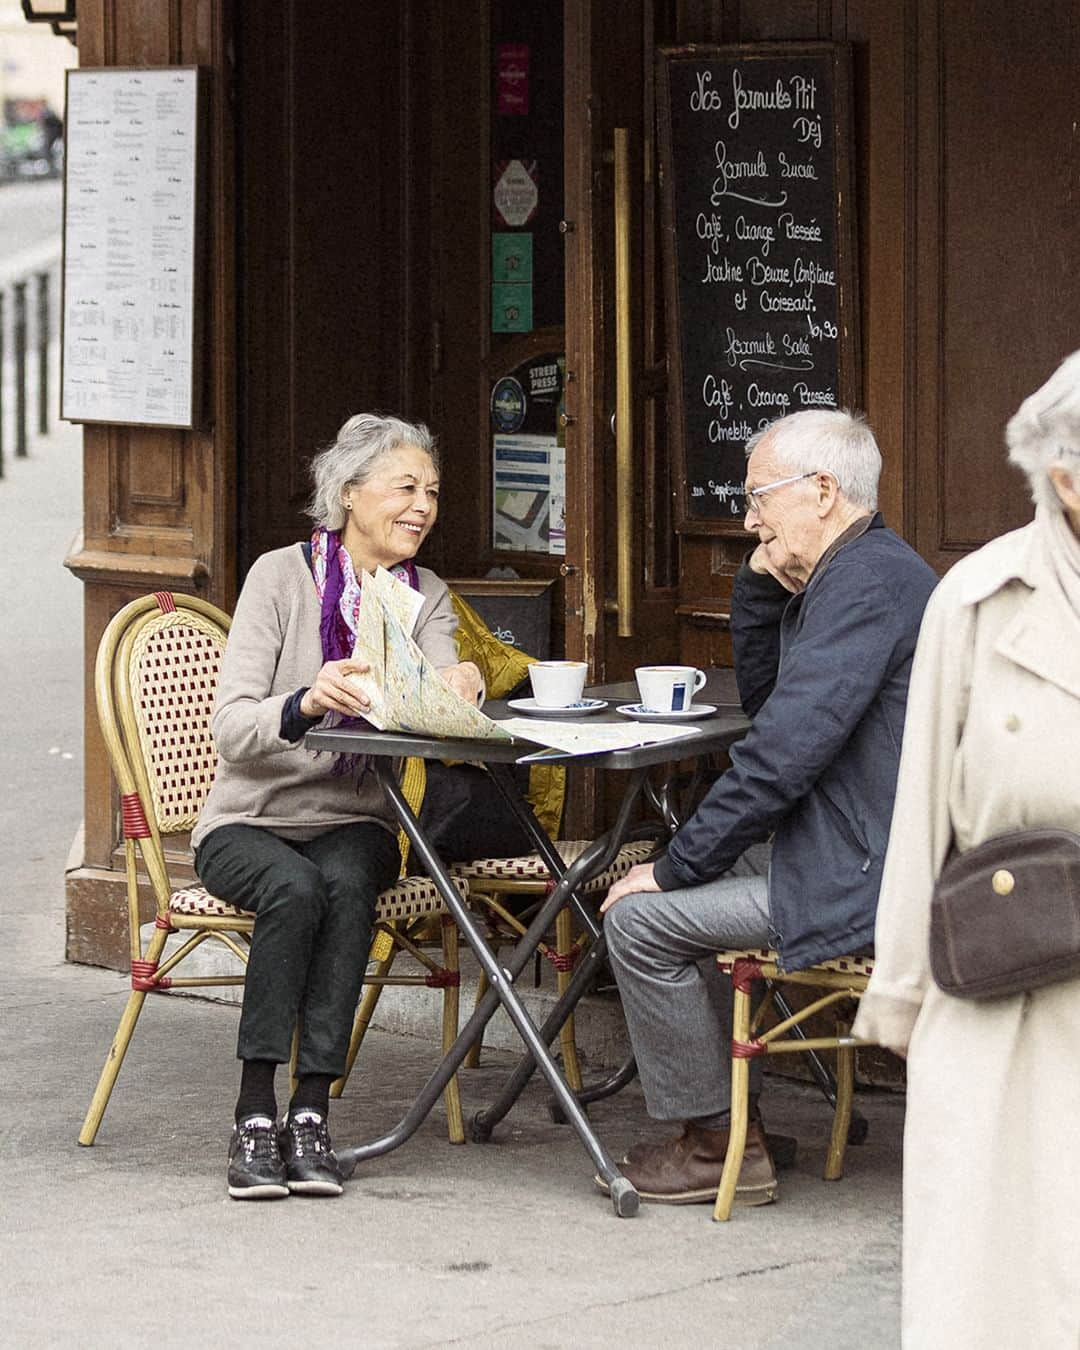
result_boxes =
[450,591,535,699]
[394,755,428,882]
[449,589,566,838]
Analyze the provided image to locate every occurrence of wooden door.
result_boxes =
[562,0,681,691]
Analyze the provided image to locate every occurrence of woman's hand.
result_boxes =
[300,660,373,719]
[438,660,485,706]
[599,862,660,915]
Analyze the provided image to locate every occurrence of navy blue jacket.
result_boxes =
[651,514,937,970]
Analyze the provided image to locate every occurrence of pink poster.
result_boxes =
[496,43,529,116]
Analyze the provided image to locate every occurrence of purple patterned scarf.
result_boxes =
[309,526,420,773]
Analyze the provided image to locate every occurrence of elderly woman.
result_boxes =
[854,353,1080,1345]
[192,413,482,1200]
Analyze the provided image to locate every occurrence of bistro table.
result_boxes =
[305,669,747,1217]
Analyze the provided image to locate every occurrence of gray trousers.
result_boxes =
[604,845,772,1122]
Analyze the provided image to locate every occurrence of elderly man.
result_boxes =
[600,408,937,1206]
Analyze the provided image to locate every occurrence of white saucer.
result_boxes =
[615,702,717,721]
[506,697,608,718]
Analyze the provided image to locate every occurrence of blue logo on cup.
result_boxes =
[672,681,689,711]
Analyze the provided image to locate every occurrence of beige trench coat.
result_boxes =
[854,519,1080,1350]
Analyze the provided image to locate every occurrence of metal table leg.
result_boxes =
[470,922,616,1137]
[575,1054,638,1105]
[470,770,659,1142]
[336,760,643,1217]
[549,1054,638,1124]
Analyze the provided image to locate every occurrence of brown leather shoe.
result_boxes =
[620,1096,764,1170]
[621,1121,695,1170]
[598,1120,778,1206]
[621,1099,763,1169]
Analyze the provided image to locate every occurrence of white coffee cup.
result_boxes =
[528,660,588,708]
[635,665,707,713]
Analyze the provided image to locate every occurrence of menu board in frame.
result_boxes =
[61,67,203,428]
[656,44,860,534]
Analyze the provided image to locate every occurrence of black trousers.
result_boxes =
[194,821,400,1078]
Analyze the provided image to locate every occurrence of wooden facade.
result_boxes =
[61,0,1079,968]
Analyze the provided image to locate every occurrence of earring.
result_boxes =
[344,499,352,510]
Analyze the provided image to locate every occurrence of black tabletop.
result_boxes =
[304,669,748,769]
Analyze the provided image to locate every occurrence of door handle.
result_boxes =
[612,126,634,638]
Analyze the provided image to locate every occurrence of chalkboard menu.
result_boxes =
[656,45,859,533]
[61,68,202,428]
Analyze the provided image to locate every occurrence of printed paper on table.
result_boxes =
[501,719,703,761]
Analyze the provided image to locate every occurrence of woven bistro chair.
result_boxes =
[711,946,877,1221]
[451,836,659,1088]
[79,590,466,1148]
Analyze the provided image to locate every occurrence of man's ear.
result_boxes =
[815,470,839,516]
[1048,462,1079,510]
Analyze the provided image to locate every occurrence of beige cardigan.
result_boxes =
[853,516,1080,1349]
[191,545,459,850]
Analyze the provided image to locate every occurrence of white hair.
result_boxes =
[1005,350,1080,514]
[745,409,881,512]
[306,413,438,531]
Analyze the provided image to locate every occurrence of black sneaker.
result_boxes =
[227,1114,289,1200]
[279,1109,345,1196]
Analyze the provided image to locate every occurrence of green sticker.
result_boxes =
[492,232,533,284]
[492,283,533,333]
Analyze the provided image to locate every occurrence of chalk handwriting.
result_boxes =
[792,382,837,407]
[778,152,817,180]
[702,373,735,418]
[727,70,791,131]
[778,211,822,242]
[696,211,726,254]
[711,142,788,208]
[735,215,774,256]
[690,70,723,112]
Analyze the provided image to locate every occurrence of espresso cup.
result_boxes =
[528,660,588,708]
[635,665,707,713]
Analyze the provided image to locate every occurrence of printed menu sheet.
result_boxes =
[345,569,705,757]
[61,68,199,426]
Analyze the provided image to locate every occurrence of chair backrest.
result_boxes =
[96,592,231,870]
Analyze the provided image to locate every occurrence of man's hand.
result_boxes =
[300,660,373,719]
[439,660,485,705]
[749,542,802,593]
[599,861,660,915]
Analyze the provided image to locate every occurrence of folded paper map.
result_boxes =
[345,567,513,742]
[344,568,708,756]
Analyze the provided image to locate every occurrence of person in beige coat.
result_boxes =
[854,351,1080,1348]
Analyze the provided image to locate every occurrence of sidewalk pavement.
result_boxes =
[0,416,905,1349]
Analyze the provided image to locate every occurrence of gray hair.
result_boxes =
[745,409,881,512]
[1006,350,1080,515]
[307,413,438,530]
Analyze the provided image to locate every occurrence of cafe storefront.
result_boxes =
[51,0,1077,969]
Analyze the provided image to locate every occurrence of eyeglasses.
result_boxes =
[742,471,818,515]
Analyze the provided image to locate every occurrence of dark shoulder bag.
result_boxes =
[929,828,1080,999]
